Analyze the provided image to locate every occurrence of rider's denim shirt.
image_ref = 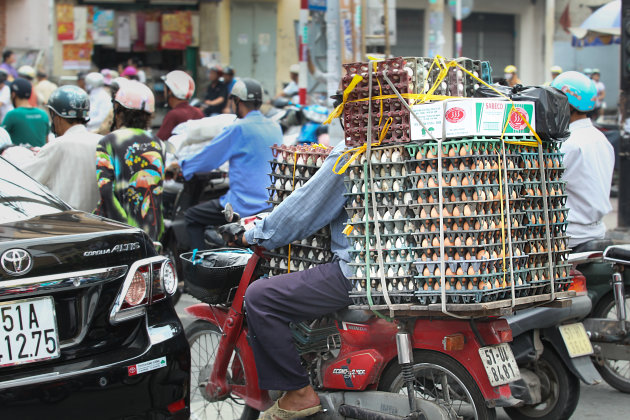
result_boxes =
[245,142,351,278]
[180,110,282,217]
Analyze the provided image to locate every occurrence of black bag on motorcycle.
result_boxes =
[474,84,571,141]
[180,248,251,304]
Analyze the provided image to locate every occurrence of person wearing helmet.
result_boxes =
[276,63,300,102]
[21,85,101,212]
[34,70,58,108]
[96,76,128,135]
[156,70,204,141]
[550,65,562,81]
[0,69,13,122]
[85,72,113,132]
[551,71,614,249]
[221,66,237,113]
[203,65,227,116]
[503,65,521,87]
[1,78,49,147]
[178,77,282,250]
[17,65,38,107]
[590,69,606,113]
[95,80,166,241]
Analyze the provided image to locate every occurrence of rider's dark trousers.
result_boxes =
[184,198,225,250]
[245,261,353,390]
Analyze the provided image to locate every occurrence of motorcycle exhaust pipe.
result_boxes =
[338,404,424,420]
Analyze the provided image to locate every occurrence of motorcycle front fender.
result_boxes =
[543,326,602,385]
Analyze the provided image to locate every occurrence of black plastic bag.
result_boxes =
[474,84,570,141]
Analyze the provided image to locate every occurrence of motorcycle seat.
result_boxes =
[572,239,614,253]
[604,244,630,264]
[332,308,373,324]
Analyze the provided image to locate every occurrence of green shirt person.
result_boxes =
[1,78,49,147]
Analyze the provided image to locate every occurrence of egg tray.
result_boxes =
[348,291,417,306]
[405,171,523,191]
[348,262,417,281]
[413,254,528,278]
[414,282,532,305]
[405,153,523,174]
[269,161,322,176]
[270,144,333,166]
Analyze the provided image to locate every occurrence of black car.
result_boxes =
[0,158,190,419]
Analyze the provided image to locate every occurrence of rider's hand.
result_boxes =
[218,223,247,247]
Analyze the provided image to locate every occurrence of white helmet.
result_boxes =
[17,65,36,80]
[85,72,105,92]
[162,70,195,100]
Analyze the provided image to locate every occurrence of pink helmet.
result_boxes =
[114,80,155,114]
[121,65,138,77]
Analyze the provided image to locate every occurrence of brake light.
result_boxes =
[498,328,513,343]
[443,333,465,351]
[111,256,177,324]
[125,265,149,306]
[568,269,588,295]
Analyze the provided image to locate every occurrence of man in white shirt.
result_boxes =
[591,69,606,110]
[22,85,102,212]
[0,69,14,122]
[551,71,614,249]
[85,72,113,132]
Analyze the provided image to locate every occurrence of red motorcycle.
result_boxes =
[182,244,520,420]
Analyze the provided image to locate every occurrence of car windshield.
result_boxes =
[0,158,70,224]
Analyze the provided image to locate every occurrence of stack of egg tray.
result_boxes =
[260,144,334,278]
[342,56,492,147]
[343,137,569,306]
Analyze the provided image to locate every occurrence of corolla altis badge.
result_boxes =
[83,242,141,257]
[1,248,33,276]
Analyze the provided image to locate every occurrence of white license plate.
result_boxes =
[478,343,521,387]
[559,323,593,358]
[0,297,60,367]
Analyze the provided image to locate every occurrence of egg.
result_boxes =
[461,177,469,186]
[452,206,460,217]
[417,178,425,188]
[431,207,439,218]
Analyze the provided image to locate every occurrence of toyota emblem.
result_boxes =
[1,249,33,276]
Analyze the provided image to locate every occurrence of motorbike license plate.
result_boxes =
[0,297,60,368]
[478,343,521,387]
[559,323,593,358]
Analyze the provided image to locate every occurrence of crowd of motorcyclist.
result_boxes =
[0,46,621,419]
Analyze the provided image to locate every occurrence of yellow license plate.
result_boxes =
[559,323,593,358]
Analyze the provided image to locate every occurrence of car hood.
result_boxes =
[0,211,152,280]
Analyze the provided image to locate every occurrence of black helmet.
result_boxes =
[47,85,90,120]
[224,66,235,76]
[230,78,263,104]
[0,70,7,84]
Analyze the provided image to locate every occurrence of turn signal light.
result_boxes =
[568,270,588,295]
[443,333,465,351]
[124,265,149,306]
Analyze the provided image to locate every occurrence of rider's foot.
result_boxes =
[277,385,321,412]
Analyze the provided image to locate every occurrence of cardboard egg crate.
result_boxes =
[344,138,570,308]
[260,144,334,277]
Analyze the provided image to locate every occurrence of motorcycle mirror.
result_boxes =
[222,203,240,223]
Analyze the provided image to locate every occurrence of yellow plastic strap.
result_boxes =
[324,74,364,125]
[332,117,393,175]
[342,225,354,235]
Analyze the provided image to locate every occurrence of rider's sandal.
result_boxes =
[260,400,323,420]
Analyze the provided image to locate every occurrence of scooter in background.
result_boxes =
[504,269,600,420]
[571,245,630,393]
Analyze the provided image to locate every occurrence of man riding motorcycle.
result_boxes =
[179,78,282,250]
[551,71,614,251]
[224,141,352,420]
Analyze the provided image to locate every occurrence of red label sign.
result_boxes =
[128,366,137,376]
[445,107,466,123]
[509,109,529,130]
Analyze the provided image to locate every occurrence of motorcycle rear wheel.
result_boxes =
[186,320,260,420]
[592,292,630,393]
[503,346,579,420]
[379,350,497,420]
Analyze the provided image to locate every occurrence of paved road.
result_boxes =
[176,294,630,419]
